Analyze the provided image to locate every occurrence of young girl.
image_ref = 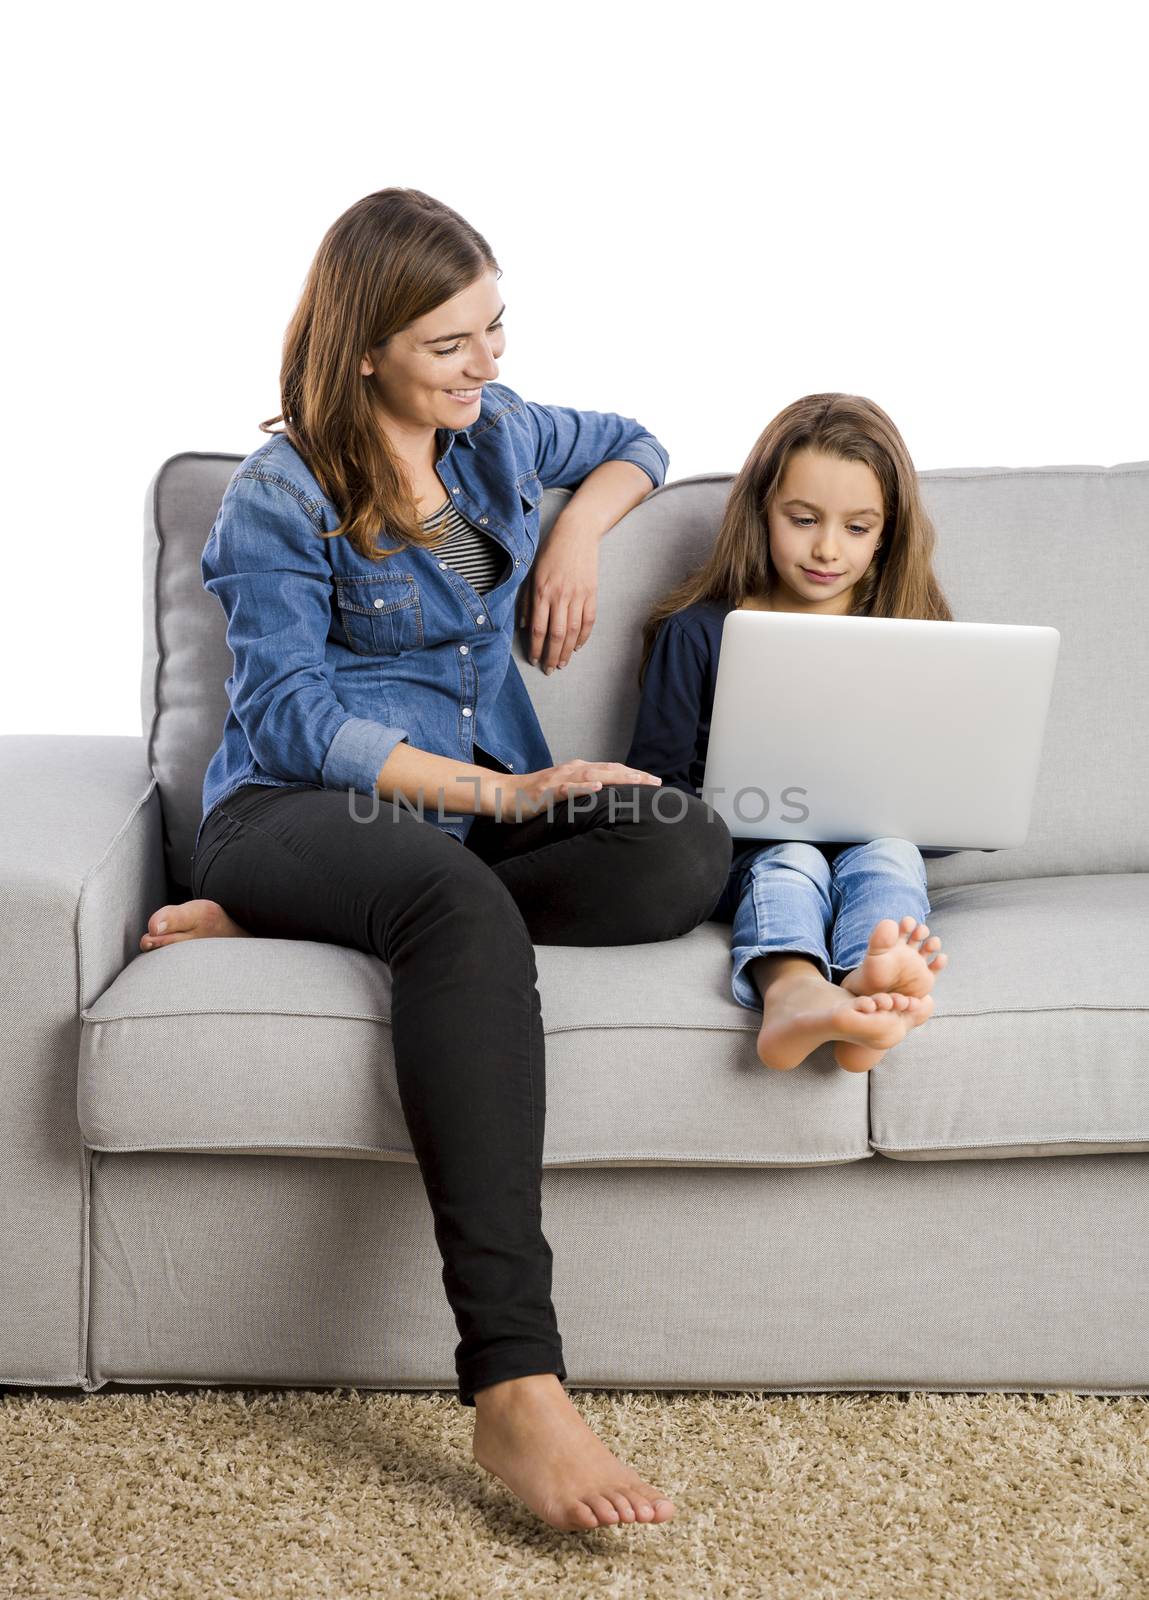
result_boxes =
[625,392,953,1075]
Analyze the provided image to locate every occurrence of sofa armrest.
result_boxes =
[0,734,165,1386]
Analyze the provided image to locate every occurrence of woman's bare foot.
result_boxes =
[471,1373,676,1532]
[750,956,933,1073]
[139,899,252,951]
[840,916,947,1000]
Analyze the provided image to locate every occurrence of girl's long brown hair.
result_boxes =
[259,187,500,562]
[638,393,953,688]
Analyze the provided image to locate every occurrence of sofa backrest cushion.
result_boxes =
[144,454,1148,893]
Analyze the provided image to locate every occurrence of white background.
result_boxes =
[4,0,1144,735]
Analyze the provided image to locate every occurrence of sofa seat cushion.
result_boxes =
[78,922,870,1169]
[871,873,1149,1159]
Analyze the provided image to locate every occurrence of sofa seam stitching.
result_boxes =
[79,1004,1149,1025]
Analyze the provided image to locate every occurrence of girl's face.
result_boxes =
[359,269,506,439]
[764,448,886,614]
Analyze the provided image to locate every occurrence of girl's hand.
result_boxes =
[495,760,662,820]
[517,525,599,673]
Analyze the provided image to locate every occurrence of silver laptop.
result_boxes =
[700,610,1061,851]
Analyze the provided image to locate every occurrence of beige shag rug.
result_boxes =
[3,1385,1147,1598]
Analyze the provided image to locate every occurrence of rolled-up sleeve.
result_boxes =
[624,617,705,796]
[524,398,669,492]
[202,469,409,795]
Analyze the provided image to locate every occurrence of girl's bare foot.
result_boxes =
[840,916,947,1000]
[139,899,251,951]
[751,958,933,1073]
[471,1373,676,1532]
[831,992,935,1072]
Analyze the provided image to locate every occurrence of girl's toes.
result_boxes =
[898,915,918,939]
[866,919,901,954]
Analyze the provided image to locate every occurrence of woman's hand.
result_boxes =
[493,759,662,821]
[516,459,656,671]
[517,523,599,673]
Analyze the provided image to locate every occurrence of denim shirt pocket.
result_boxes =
[333,574,424,656]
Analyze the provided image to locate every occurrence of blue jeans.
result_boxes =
[709,837,932,1012]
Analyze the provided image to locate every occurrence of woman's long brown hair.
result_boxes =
[637,393,953,688]
[259,187,500,562]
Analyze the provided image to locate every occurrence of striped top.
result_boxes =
[422,497,510,596]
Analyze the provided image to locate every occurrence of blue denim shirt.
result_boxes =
[195,380,668,867]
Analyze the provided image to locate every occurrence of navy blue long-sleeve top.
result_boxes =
[625,599,729,800]
[624,599,967,858]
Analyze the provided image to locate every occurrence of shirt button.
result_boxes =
[451,485,461,493]
[459,644,468,655]
[462,706,473,717]
[373,598,385,608]
[438,561,447,570]
[515,559,521,567]
[479,516,489,524]
[476,615,486,625]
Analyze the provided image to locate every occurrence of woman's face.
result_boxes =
[764,448,886,614]
[359,269,506,437]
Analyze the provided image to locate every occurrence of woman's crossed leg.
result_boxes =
[140,781,732,1531]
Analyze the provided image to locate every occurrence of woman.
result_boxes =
[139,187,733,1533]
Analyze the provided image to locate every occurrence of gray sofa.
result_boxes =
[3,453,1148,1399]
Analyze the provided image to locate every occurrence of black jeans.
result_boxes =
[192,779,733,1406]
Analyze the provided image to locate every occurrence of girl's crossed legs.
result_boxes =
[711,837,948,1073]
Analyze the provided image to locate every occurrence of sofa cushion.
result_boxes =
[77,924,872,1170]
[870,873,1149,1159]
[79,873,1148,1168]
